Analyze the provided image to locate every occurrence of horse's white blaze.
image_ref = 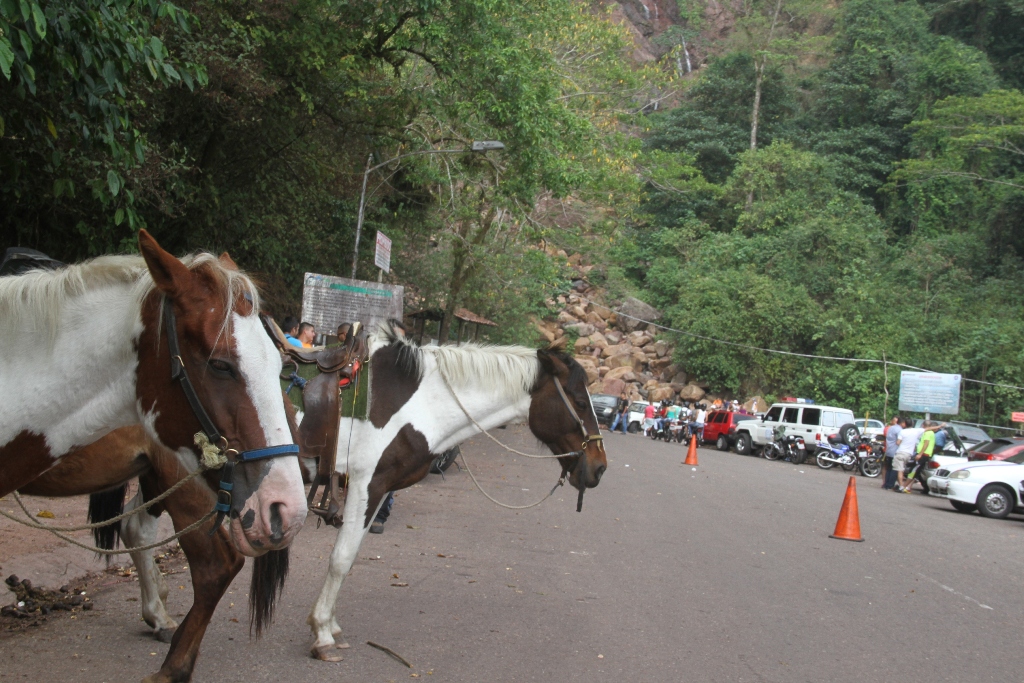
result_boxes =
[231,313,307,539]
[308,344,541,652]
[0,279,141,459]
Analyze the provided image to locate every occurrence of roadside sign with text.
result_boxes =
[374,231,392,273]
[1012,412,1024,423]
[301,272,402,337]
[898,372,961,415]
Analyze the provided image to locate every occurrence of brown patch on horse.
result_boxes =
[368,343,421,429]
[19,427,150,497]
[363,424,432,527]
[0,431,55,498]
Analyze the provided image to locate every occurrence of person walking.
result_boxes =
[609,392,631,434]
[638,403,655,436]
[881,416,902,490]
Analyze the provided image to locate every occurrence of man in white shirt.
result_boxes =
[894,426,925,492]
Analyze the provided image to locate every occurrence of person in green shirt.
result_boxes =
[906,420,946,488]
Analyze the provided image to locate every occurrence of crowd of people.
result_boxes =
[606,393,728,440]
[881,416,947,493]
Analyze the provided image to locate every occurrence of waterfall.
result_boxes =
[681,36,693,73]
[641,0,650,20]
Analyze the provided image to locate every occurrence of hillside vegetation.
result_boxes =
[1,0,1022,425]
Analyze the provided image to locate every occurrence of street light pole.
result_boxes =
[349,141,505,280]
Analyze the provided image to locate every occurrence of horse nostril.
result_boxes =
[594,465,606,481]
[268,503,285,544]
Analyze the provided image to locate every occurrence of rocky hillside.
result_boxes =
[533,251,714,405]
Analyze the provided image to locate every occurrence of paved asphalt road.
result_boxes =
[2,426,1024,682]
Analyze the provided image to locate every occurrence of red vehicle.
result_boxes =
[967,437,1024,462]
[703,410,756,451]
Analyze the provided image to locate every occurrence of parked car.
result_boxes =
[590,393,619,427]
[733,402,856,457]
[967,436,1024,462]
[855,419,885,437]
[626,401,650,433]
[703,410,757,451]
[927,450,1024,519]
[913,420,991,449]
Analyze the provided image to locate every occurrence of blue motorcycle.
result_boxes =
[814,434,858,472]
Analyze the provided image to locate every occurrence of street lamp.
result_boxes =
[350,141,505,279]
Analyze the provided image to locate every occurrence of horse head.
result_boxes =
[530,342,608,493]
[133,230,307,557]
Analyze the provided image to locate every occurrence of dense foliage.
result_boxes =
[628,0,1024,427]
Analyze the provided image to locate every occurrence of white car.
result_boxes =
[733,402,856,458]
[855,419,885,437]
[927,451,1024,519]
[626,400,651,433]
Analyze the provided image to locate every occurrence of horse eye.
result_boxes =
[208,359,234,376]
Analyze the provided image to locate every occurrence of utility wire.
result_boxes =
[576,296,1024,393]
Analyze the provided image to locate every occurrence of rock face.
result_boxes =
[616,297,661,332]
[535,247,741,406]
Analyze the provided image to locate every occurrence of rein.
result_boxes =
[162,298,299,531]
[437,366,602,512]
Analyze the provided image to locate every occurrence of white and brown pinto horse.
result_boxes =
[306,322,607,660]
[0,230,306,556]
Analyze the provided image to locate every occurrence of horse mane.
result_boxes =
[0,252,261,345]
[370,320,541,400]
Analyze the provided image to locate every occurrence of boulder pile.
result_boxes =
[533,267,711,404]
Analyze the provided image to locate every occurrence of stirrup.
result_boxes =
[307,471,346,528]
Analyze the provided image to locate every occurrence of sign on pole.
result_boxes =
[301,272,403,338]
[1012,411,1024,423]
[898,372,961,415]
[374,231,392,274]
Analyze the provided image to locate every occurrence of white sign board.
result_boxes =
[301,272,403,337]
[898,372,961,415]
[374,231,392,273]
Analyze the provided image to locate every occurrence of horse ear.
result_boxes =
[537,348,568,378]
[546,336,568,352]
[218,251,239,271]
[138,229,191,298]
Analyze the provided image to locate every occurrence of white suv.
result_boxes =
[733,403,856,456]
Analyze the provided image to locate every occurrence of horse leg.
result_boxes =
[121,484,178,642]
[307,484,385,661]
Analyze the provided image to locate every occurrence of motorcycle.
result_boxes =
[814,434,858,471]
[856,435,885,478]
[762,426,806,462]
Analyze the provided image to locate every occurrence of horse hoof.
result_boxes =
[155,627,176,643]
[311,644,346,662]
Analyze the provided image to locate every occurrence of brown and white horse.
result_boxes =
[306,322,607,660]
[0,231,306,554]
[20,426,282,683]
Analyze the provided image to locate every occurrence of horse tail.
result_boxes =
[249,547,289,638]
[88,483,127,561]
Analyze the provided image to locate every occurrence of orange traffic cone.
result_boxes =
[684,435,699,466]
[829,476,864,542]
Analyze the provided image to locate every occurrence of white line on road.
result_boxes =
[918,572,993,610]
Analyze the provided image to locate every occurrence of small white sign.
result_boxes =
[374,231,392,273]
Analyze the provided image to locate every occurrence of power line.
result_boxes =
[576,296,1024,393]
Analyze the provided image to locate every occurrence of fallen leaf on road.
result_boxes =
[230,618,238,623]
[406,525,419,529]
[437,554,446,558]
[391,582,408,587]
[36,510,55,519]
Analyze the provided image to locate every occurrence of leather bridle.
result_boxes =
[162,298,300,530]
[551,376,604,512]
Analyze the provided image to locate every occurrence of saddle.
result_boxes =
[262,316,369,528]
